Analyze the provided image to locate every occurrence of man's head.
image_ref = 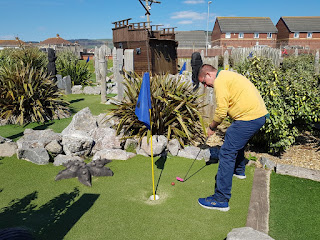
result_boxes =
[198,64,218,88]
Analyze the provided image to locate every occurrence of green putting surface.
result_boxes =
[0,155,254,240]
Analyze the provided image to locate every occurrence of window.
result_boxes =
[294,32,300,38]
[225,32,231,39]
[307,32,313,38]
[239,32,244,38]
[254,33,259,39]
[267,33,272,39]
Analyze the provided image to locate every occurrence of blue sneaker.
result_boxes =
[233,173,246,179]
[198,196,230,211]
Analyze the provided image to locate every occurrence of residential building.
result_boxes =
[39,34,83,58]
[0,37,26,50]
[211,17,278,48]
[276,16,320,50]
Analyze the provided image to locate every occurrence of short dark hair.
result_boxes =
[198,64,217,80]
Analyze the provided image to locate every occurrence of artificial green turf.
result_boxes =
[0,155,254,240]
[0,94,115,141]
[269,172,320,240]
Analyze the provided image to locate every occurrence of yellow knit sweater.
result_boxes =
[213,70,268,123]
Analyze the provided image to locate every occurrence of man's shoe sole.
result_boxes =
[233,174,246,179]
[198,201,230,212]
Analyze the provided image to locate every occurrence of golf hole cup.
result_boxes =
[149,194,160,201]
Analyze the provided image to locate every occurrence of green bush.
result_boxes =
[56,50,91,86]
[0,49,69,125]
[0,47,47,70]
[235,56,320,154]
[109,73,207,146]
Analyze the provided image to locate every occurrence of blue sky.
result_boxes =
[1,0,320,42]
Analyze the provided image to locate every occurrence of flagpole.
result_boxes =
[149,109,156,200]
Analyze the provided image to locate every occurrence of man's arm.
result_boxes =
[207,120,220,137]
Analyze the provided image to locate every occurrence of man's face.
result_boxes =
[199,73,213,88]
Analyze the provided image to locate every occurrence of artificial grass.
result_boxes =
[0,155,254,240]
[0,94,115,141]
[269,172,320,240]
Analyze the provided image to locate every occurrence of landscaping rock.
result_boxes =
[140,135,168,156]
[62,132,94,157]
[90,127,122,154]
[0,136,13,143]
[93,149,136,160]
[177,146,203,160]
[72,85,83,94]
[17,147,50,165]
[167,139,181,156]
[226,227,274,240]
[53,154,84,166]
[124,138,138,151]
[61,107,98,136]
[135,147,149,157]
[259,156,276,170]
[276,163,320,182]
[95,113,119,128]
[45,140,63,155]
[0,142,17,157]
[83,85,101,95]
[17,129,61,149]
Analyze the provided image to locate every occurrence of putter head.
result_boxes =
[176,177,184,182]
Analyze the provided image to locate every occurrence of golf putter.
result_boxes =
[176,142,205,182]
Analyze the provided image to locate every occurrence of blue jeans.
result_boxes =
[213,116,266,202]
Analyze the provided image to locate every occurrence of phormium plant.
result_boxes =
[0,49,69,125]
[109,73,207,146]
[56,50,91,86]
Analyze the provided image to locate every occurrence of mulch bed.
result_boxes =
[207,124,320,171]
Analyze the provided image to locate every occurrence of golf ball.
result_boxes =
[171,182,175,186]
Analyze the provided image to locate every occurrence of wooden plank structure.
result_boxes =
[112,18,178,75]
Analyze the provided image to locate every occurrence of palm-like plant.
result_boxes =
[109,73,207,146]
[0,62,69,125]
[0,47,48,70]
[56,50,91,86]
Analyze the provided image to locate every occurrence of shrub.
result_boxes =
[0,47,47,70]
[109,73,207,146]
[235,56,320,154]
[56,50,91,86]
[0,60,69,125]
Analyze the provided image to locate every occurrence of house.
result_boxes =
[112,18,178,75]
[175,30,214,58]
[39,34,83,58]
[211,17,278,49]
[0,37,26,50]
[276,16,320,50]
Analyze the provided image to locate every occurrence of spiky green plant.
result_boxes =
[0,47,47,70]
[56,50,91,86]
[0,62,69,125]
[109,73,207,146]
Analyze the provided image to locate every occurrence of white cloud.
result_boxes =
[171,11,206,20]
[183,0,205,4]
[140,15,146,19]
[177,20,193,25]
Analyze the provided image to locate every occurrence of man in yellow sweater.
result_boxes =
[197,64,268,211]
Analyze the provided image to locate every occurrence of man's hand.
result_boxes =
[207,120,219,137]
[207,127,215,137]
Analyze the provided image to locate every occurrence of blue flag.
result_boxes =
[179,62,186,75]
[135,72,152,129]
[86,56,90,63]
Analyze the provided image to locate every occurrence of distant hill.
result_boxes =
[68,39,113,49]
